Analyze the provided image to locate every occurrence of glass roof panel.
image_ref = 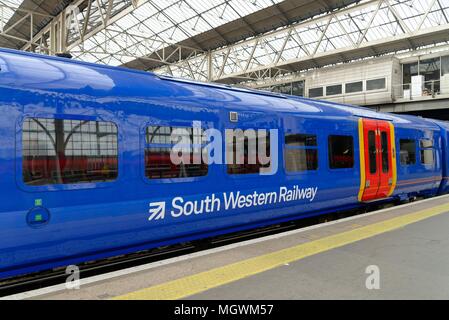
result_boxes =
[60,0,449,82]
[70,0,283,66]
[0,0,26,28]
[151,0,449,82]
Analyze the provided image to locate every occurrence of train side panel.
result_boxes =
[441,126,449,193]
[430,120,449,194]
[0,48,446,279]
[0,89,364,279]
[392,118,443,199]
[0,53,363,279]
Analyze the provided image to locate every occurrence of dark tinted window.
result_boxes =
[227,129,271,175]
[309,87,323,98]
[368,131,377,174]
[328,135,354,169]
[285,134,317,147]
[22,118,118,186]
[381,132,389,173]
[270,83,292,95]
[403,62,418,87]
[345,81,363,93]
[145,126,208,179]
[284,134,318,172]
[326,84,342,96]
[400,139,416,165]
[367,78,386,91]
[420,58,440,93]
[292,81,305,97]
[264,80,305,97]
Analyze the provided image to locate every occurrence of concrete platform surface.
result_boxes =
[4,194,449,300]
[189,211,449,299]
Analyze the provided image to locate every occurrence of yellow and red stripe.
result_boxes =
[387,122,397,197]
[358,118,366,202]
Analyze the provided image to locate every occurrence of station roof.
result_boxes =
[119,0,360,71]
[1,0,449,86]
[150,0,449,84]
[0,0,71,49]
[66,0,359,67]
[1,0,359,65]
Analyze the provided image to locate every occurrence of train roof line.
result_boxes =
[0,48,443,127]
[0,48,405,111]
[0,49,399,120]
[0,48,293,101]
[0,47,161,79]
[157,75,289,100]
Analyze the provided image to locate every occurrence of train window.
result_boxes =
[420,139,434,165]
[421,149,434,165]
[284,134,318,172]
[368,131,377,174]
[420,139,433,148]
[399,139,416,165]
[381,132,389,173]
[227,130,271,175]
[366,78,386,91]
[345,81,363,93]
[326,84,342,96]
[22,118,118,186]
[285,134,317,147]
[328,135,354,169]
[145,126,208,179]
[309,87,323,98]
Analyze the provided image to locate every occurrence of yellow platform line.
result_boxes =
[114,202,449,300]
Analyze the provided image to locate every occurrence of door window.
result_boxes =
[368,131,377,174]
[381,132,389,173]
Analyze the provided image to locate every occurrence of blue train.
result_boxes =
[0,48,448,279]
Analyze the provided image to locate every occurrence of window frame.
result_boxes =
[309,87,324,98]
[17,114,121,192]
[419,138,435,166]
[380,131,389,174]
[283,133,319,174]
[399,138,417,166]
[328,135,355,170]
[366,77,387,91]
[226,127,274,177]
[141,121,210,184]
[367,130,377,174]
[325,84,343,96]
[345,81,364,94]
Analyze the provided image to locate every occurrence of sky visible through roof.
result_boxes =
[0,0,26,31]
[68,0,284,66]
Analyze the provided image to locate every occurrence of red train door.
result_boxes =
[376,121,394,198]
[359,118,396,202]
[361,119,380,201]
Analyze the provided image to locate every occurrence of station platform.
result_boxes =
[6,194,449,300]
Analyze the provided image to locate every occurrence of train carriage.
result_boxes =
[430,119,449,194]
[0,48,447,279]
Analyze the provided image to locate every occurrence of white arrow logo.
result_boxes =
[148,202,166,221]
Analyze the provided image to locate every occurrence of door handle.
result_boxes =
[366,180,370,187]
